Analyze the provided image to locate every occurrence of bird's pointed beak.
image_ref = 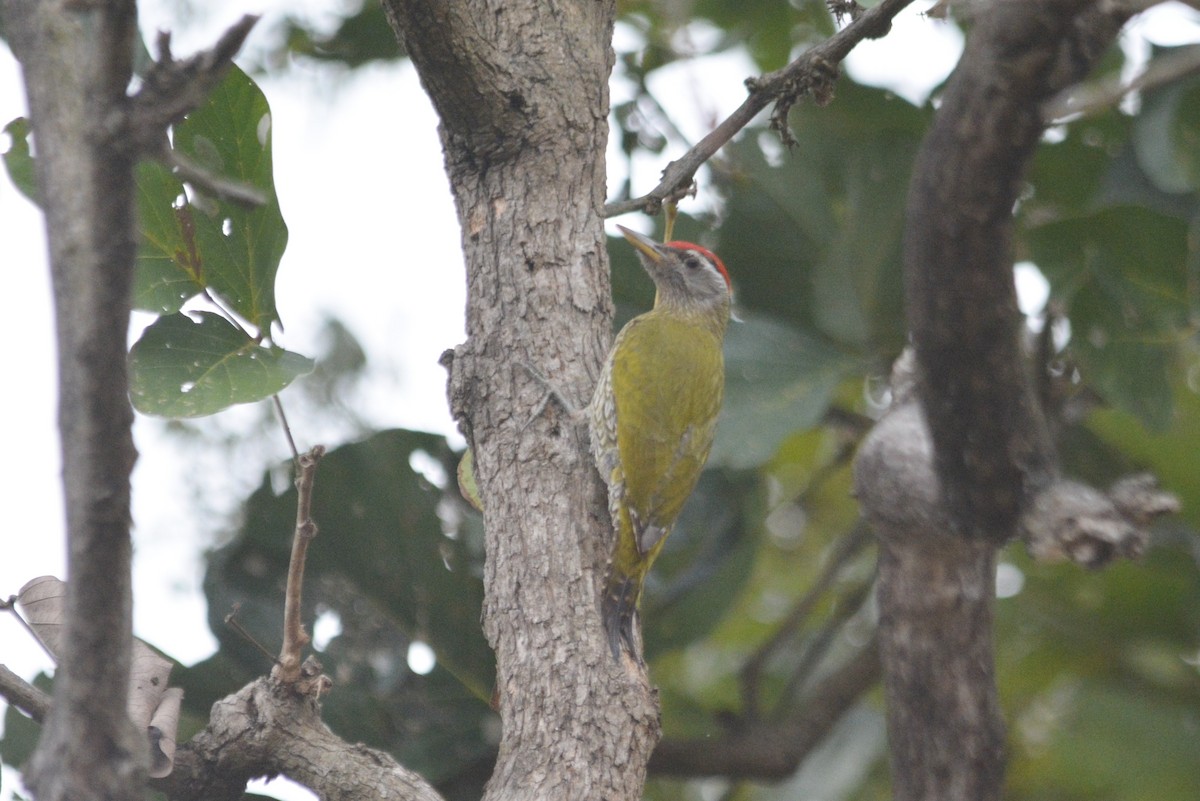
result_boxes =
[616,225,665,264]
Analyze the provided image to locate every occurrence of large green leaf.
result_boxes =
[713,312,857,469]
[1134,50,1200,196]
[1087,381,1200,529]
[207,429,492,696]
[643,468,764,657]
[714,83,925,353]
[204,430,495,790]
[1009,682,1200,800]
[134,160,205,314]
[128,312,313,418]
[167,65,288,330]
[1026,205,1188,429]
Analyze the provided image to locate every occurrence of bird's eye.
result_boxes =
[684,255,702,270]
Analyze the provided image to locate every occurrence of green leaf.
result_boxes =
[1027,205,1189,429]
[714,83,925,352]
[276,0,404,68]
[128,312,313,418]
[712,313,857,469]
[2,117,37,202]
[643,468,763,657]
[1088,382,1200,530]
[134,161,205,314]
[1009,683,1200,800]
[203,430,497,784]
[1134,52,1200,195]
[169,65,288,329]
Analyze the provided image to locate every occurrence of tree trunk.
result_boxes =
[855,1,1131,799]
[2,0,144,798]
[383,2,660,798]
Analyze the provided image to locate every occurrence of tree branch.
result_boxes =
[156,677,444,801]
[1044,38,1200,122]
[650,639,880,780]
[903,0,1132,543]
[3,0,146,796]
[0,4,262,797]
[274,445,325,685]
[603,0,915,218]
[0,665,50,722]
[852,3,1144,797]
[126,15,260,156]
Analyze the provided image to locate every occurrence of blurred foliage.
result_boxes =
[263,1,404,71]
[6,4,1200,801]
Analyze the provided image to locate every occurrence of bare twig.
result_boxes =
[126,15,260,155]
[273,395,302,467]
[603,0,915,218]
[274,445,326,684]
[168,149,268,208]
[0,664,51,722]
[224,603,279,667]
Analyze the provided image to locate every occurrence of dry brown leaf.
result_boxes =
[17,576,184,778]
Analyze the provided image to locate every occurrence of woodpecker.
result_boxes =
[589,225,732,661]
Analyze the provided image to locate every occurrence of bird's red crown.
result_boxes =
[665,241,731,292]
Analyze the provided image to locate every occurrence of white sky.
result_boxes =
[1,2,1197,799]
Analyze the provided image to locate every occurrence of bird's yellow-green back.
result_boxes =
[591,226,731,661]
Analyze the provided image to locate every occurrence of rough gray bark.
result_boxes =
[382,2,660,799]
[2,1,145,797]
[158,677,443,801]
[854,2,1136,800]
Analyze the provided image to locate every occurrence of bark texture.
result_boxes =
[2,1,145,798]
[159,678,443,801]
[383,2,660,799]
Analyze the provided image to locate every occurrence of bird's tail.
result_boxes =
[601,568,644,662]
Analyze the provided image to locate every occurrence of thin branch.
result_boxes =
[168,149,268,208]
[739,520,872,717]
[126,15,261,155]
[650,638,880,780]
[158,677,445,801]
[273,395,302,467]
[603,0,915,218]
[274,445,326,685]
[774,575,874,717]
[1044,42,1200,123]
[224,603,280,667]
[0,665,51,723]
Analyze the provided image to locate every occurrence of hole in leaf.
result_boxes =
[257,112,272,146]
[312,609,342,651]
[406,641,436,675]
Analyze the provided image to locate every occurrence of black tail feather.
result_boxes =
[601,573,642,663]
